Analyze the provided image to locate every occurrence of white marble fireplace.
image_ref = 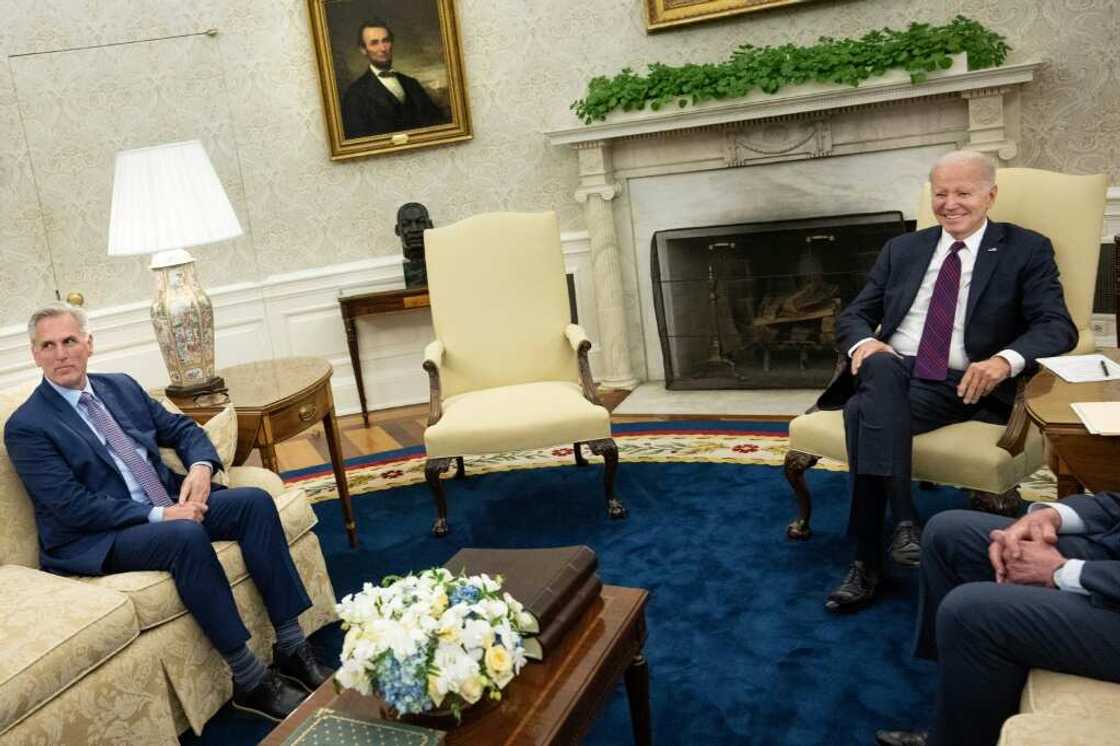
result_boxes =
[546,58,1042,387]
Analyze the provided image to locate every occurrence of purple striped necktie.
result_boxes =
[913,240,967,381]
[79,391,174,508]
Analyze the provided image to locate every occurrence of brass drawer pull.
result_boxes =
[298,404,318,422]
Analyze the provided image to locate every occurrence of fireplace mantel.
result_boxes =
[544,60,1041,388]
[547,59,1040,147]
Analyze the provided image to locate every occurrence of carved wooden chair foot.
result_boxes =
[969,487,1024,517]
[425,457,455,537]
[784,450,819,540]
[454,456,466,479]
[588,438,627,520]
[573,442,589,467]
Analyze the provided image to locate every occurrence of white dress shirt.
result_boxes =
[850,221,1025,376]
[45,377,211,523]
[371,65,406,102]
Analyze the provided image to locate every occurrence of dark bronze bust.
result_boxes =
[395,202,433,288]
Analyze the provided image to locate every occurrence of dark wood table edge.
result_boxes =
[261,585,651,746]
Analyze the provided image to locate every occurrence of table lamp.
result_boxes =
[107,140,243,396]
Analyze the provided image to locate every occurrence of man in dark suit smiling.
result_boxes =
[820,151,1077,611]
[4,303,332,721]
[341,19,448,138]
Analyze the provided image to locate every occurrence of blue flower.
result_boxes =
[449,584,481,606]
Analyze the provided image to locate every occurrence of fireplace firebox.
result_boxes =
[651,212,909,389]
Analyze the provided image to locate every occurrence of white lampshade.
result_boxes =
[107,140,242,265]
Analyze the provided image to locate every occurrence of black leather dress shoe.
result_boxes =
[232,670,305,721]
[273,642,334,692]
[889,522,922,567]
[825,560,880,612]
[875,729,928,746]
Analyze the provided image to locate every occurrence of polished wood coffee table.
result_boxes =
[262,585,651,746]
[1025,348,1120,497]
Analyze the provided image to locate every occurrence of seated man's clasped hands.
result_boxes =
[4,303,333,722]
[876,493,1120,746]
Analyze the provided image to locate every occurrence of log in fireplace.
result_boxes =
[651,212,909,389]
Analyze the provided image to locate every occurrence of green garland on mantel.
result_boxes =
[571,16,1010,124]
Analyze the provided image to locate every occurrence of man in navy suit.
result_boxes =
[820,151,1077,611]
[876,493,1120,746]
[340,20,449,139]
[4,303,332,722]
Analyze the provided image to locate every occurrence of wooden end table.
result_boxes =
[262,585,652,746]
[165,356,359,547]
[1024,348,1120,497]
[338,286,430,428]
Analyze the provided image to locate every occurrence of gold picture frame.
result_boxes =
[308,0,471,160]
[645,0,819,32]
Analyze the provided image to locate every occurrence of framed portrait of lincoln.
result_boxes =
[308,0,472,160]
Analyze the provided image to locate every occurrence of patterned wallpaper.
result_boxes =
[0,0,1115,326]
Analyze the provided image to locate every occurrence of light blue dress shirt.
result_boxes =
[45,377,211,523]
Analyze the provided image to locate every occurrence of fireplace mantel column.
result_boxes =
[961,86,1019,163]
[574,141,637,390]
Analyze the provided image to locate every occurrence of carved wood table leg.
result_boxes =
[969,488,1024,517]
[588,438,627,519]
[784,450,819,540]
[455,456,466,479]
[425,457,454,537]
[624,654,652,746]
[574,442,588,466]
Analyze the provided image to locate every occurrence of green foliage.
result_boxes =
[571,16,1010,124]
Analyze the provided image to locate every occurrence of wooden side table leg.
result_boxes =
[344,316,370,429]
[259,444,280,474]
[1054,454,1082,498]
[624,653,651,746]
[323,407,359,547]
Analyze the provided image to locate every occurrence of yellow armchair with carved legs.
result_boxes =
[783,167,1107,539]
[420,211,627,537]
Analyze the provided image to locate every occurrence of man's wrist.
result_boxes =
[1050,560,1067,588]
[189,461,213,473]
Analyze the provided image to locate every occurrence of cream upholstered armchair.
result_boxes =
[420,211,626,537]
[783,168,1108,539]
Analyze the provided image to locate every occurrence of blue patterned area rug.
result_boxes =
[181,420,1044,745]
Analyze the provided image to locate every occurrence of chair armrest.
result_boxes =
[565,324,601,405]
[996,376,1032,456]
[422,340,444,426]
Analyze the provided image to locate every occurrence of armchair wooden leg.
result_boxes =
[784,450,819,540]
[574,442,589,466]
[455,456,466,479]
[425,457,455,537]
[969,488,1023,517]
[587,438,627,520]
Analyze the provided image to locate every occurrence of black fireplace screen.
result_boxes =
[651,212,909,389]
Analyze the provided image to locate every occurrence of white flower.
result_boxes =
[461,618,495,650]
[459,674,484,704]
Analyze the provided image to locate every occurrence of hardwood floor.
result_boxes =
[262,387,787,472]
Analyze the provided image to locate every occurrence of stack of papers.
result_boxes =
[1071,402,1120,436]
[1036,354,1120,383]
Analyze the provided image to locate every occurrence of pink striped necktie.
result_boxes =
[913,240,966,381]
[79,391,174,507]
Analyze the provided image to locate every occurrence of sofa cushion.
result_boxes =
[78,487,318,630]
[159,400,237,486]
[1019,668,1120,716]
[0,380,47,568]
[999,713,1117,746]
[788,409,1043,494]
[0,565,138,733]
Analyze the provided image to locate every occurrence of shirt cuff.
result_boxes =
[1029,501,1086,534]
[189,461,214,473]
[1054,559,1089,595]
[147,506,164,523]
[995,349,1025,377]
[848,337,877,359]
